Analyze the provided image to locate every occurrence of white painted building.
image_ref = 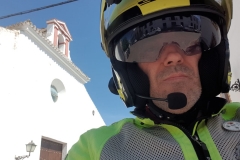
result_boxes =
[228,0,240,102]
[0,19,105,160]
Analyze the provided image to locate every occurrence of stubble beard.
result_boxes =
[150,65,202,114]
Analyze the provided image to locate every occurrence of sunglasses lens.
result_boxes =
[114,15,221,62]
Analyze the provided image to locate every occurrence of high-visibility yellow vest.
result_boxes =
[67,102,240,160]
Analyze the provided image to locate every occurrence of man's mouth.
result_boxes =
[163,73,188,81]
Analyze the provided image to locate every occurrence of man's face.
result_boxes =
[138,43,202,114]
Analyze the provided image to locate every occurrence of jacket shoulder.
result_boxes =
[66,118,134,160]
[221,102,240,120]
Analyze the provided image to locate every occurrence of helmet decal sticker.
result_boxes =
[138,0,156,6]
[230,79,240,92]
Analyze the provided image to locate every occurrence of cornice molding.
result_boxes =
[6,20,90,84]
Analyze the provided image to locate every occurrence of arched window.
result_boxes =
[58,34,65,53]
[51,85,58,102]
[50,79,65,103]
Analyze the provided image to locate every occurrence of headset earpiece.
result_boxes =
[108,77,118,95]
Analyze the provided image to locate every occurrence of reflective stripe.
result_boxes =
[197,120,222,160]
[161,124,198,160]
[192,121,199,136]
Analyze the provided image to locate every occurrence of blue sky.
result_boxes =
[0,0,134,125]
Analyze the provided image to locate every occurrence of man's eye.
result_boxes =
[185,44,201,55]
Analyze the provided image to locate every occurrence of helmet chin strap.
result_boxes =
[135,92,191,122]
[147,99,196,121]
[132,95,227,127]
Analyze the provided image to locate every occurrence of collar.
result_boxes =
[131,97,227,129]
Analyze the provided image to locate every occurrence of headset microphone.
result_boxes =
[136,92,187,110]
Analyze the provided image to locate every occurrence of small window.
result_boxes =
[50,79,65,103]
[51,85,58,102]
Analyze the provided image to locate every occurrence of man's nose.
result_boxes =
[160,45,184,66]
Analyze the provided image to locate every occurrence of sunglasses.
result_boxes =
[113,15,221,62]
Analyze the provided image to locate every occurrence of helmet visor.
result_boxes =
[114,15,221,62]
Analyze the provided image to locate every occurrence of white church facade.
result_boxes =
[227,0,240,102]
[0,19,105,160]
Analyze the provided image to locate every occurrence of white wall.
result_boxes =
[228,0,240,102]
[0,27,105,160]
